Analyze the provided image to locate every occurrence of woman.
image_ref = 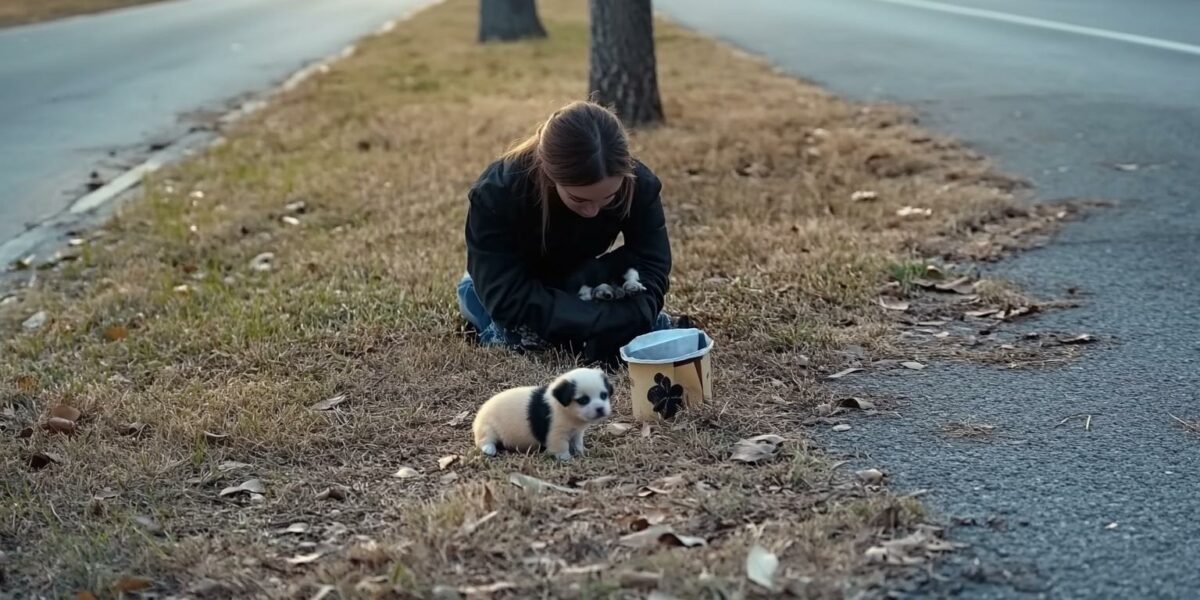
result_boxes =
[458,100,681,362]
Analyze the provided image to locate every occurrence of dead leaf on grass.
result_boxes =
[935,277,976,295]
[446,410,470,427]
[22,311,48,330]
[43,417,76,434]
[28,452,63,470]
[851,190,879,202]
[622,510,669,532]
[393,466,421,479]
[865,528,966,565]
[731,434,785,463]
[1060,334,1095,345]
[219,479,265,498]
[856,468,885,485]
[316,486,347,501]
[120,422,148,436]
[459,581,517,595]
[112,576,153,593]
[50,405,81,422]
[281,522,310,535]
[832,424,852,432]
[217,460,252,472]
[606,422,633,435]
[746,544,779,590]
[438,455,460,470]
[901,361,926,370]
[897,206,933,218]
[508,473,581,495]
[877,298,910,311]
[249,252,275,272]
[826,368,864,380]
[309,394,346,411]
[286,551,325,565]
[281,216,301,226]
[103,325,128,342]
[619,525,706,548]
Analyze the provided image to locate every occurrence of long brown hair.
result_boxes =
[502,100,637,245]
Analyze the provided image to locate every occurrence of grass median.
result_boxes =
[0,0,160,27]
[0,0,1072,597]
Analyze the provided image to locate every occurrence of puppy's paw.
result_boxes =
[554,451,573,462]
[622,279,646,294]
[480,443,497,457]
[578,285,594,301]
[593,284,616,301]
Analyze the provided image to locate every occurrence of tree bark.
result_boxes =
[588,0,664,127]
[478,0,547,43]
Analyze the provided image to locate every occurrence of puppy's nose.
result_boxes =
[595,406,608,418]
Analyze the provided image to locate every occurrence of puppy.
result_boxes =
[473,367,612,461]
[578,267,646,302]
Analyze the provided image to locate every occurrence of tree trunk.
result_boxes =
[588,0,664,127]
[478,0,547,43]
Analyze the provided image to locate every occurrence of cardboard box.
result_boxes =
[619,328,714,421]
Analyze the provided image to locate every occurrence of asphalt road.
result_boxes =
[656,0,1200,598]
[0,0,429,253]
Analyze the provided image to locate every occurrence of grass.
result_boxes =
[0,0,160,27]
[0,0,1070,597]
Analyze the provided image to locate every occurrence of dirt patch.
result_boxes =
[0,0,1074,597]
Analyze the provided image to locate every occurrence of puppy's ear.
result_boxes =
[551,379,576,406]
[603,375,614,398]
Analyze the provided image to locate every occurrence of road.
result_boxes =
[0,0,429,259]
[655,0,1200,597]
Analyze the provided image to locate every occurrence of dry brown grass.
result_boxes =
[0,0,1065,597]
[0,0,160,27]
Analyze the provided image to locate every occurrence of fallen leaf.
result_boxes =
[606,422,633,435]
[285,200,307,213]
[877,298,910,311]
[281,522,310,535]
[50,405,81,422]
[92,489,120,501]
[132,515,162,535]
[560,564,607,576]
[832,424,852,432]
[623,510,669,532]
[22,311,48,330]
[309,394,346,411]
[901,361,926,370]
[446,410,470,427]
[43,417,76,434]
[509,473,582,495]
[217,460,252,472]
[392,466,421,479]
[172,284,190,294]
[619,525,706,548]
[316,486,347,501]
[998,305,1038,320]
[281,216,301,226]
[826,368,864,380]
[219,479,265,498]
[287,551,325,565]
[897,206,933,218]
[249,252,275,272]
[935,277,976,295]
[102,325,128,342]
[28,452,63,470]
[112,577,153,593]
[745,544,779,590]
[120,422,148,436]
[856,468,885,484]
[1060,334,1095,345]
[731,434,785,463]
[835,397,875,411]
[438,455,460,470]
[459,582,517,596]
[851,190,879,202]
[636,486,670,498]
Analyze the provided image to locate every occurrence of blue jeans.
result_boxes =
[456,273,672,348]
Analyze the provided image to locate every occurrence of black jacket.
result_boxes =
[464,158,671,354]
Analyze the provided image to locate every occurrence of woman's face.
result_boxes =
[554,175,623,218]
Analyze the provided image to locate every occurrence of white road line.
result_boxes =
[864,0,1200,57]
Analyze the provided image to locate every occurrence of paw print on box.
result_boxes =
[647,373,685,419]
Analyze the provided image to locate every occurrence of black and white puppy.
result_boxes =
[578,267,646,302]
[473,367,613,461]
